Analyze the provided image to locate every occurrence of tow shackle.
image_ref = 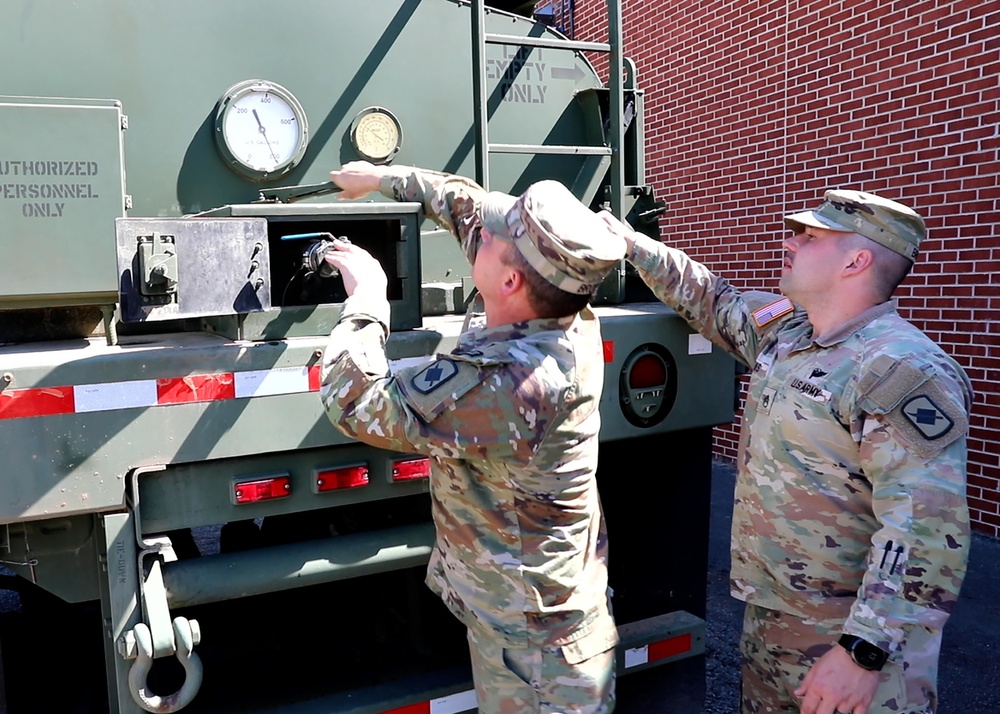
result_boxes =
[124,616,203,713]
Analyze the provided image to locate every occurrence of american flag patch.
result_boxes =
[752,297,794,327]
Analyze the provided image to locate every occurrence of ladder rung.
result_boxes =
[485,32,610,53]
[489,143,613,156]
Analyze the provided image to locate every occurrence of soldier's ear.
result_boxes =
[844,248,874,277]
[499,267,526,297]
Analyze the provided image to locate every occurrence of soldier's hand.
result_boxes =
[795,645,880,714]
[597,210,636,256]
[322,239,388,299]
[329,161,387,199]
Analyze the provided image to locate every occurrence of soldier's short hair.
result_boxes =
[502,242,593,318]
[859,235,914,299]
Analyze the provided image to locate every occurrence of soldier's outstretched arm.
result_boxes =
[329,160,389,199]
[597,211,775,368]
[331,162,493,268]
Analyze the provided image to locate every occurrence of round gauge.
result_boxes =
[350,107,402,163]
[214,80,309,181]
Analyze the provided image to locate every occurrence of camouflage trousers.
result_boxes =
[740,604,940,713]
[466,623,616,714]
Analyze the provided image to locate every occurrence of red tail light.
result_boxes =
[315,465,369,492]
[619,345,676,427]
[391,457,431,482]
[628,353,668,389]
[233,474,291,504]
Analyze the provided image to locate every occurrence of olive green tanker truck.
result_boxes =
[0,1,734,712]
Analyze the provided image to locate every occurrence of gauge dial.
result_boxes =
[350,107,402,163]
[215,80,309,180]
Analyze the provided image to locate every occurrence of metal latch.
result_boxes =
[137,233,179,299]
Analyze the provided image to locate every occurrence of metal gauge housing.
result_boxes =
[215,80,309,181]
[350,107,402,163]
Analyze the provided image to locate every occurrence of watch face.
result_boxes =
[854,643,884,667]
[840,635,888,671]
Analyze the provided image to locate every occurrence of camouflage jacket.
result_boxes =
[320,167,617,658]
[629,233,972,655]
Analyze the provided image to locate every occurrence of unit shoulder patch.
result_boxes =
[410,358,459,394]
[900,394,955,440]
[857,356,969,458]
[400,357,486,422]
[882,380,968,458]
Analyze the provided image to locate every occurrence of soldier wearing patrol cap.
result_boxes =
[783,189,926,262]
[602,189,972,714]
[319,161,627,714]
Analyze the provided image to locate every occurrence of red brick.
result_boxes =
[567,0,998,529]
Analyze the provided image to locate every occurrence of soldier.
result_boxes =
[319,161,627,713]
[602,190,973,714]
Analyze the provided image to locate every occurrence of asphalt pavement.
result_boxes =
[702,460,1000,713]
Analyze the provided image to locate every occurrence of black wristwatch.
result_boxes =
[838,634,889,671]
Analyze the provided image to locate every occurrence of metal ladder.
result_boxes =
[469,0,626,217]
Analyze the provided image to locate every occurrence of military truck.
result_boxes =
[0,1,734,712]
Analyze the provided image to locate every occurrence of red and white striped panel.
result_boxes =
[381,689,477,714]
[0,365,322,421]
[623,633,693,669]
[0,342,617,423]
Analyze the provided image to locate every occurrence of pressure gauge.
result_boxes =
[350,107,402,163]
[215,80,309,181]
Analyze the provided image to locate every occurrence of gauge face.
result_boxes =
[350,107,402,163]
[215,80,309,180]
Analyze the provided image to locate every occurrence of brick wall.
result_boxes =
[558,0,999,536]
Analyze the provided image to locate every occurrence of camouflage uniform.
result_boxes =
[321,166,624,713]
[626,194,972,712]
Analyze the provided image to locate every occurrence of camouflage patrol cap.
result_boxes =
[783,189,927,262]
[479,180,626,294]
